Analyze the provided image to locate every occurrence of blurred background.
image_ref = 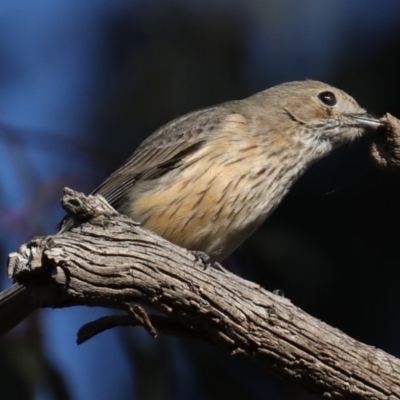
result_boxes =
[1,0,400,399]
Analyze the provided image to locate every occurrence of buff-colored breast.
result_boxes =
[128,113,272,261]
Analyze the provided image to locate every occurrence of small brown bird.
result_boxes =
[0,80,381,335]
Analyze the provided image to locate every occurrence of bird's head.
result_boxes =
[253,80,382,158]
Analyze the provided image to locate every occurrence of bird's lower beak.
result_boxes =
[351,114,382,131]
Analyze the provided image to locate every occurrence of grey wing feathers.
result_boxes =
[92,107,224,202]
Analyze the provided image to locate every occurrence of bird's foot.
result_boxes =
[191,251,229,274]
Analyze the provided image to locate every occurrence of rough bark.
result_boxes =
[7,188,400,400]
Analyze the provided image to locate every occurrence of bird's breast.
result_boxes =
[126,114,300,261]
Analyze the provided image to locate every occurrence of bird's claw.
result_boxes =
[191,251,229,273]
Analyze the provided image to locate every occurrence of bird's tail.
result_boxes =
[0,284,39,336]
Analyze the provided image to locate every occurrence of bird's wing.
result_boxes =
[93,106,227,204]
[59,105,230,231]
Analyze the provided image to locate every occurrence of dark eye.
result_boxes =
[318,91,337,106]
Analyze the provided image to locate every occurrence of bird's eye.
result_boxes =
[317,91,337,106]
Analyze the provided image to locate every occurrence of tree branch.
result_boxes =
[7,188,400,399]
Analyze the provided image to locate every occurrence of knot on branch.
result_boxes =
[7,237,70,306]
[8,239,48,279]
[61,187,120,226]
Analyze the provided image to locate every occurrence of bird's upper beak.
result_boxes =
[351,114,382,131]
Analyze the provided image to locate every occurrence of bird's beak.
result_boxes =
[351,114,382,131]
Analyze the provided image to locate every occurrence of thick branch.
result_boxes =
[7,188,400,399]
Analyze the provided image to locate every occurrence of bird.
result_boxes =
[0,80,382,336]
